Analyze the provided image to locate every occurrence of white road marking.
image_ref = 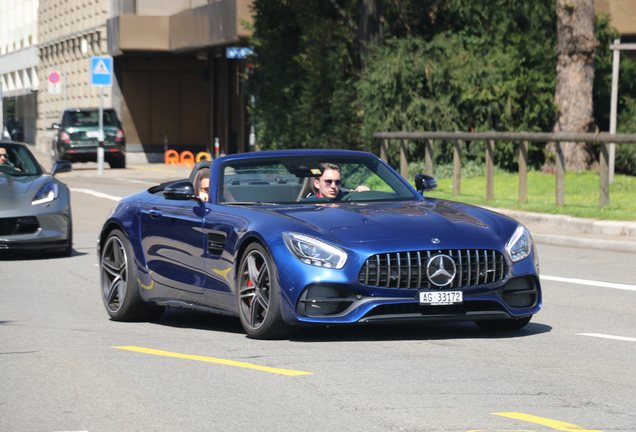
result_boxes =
[70,188,122,202]
[541,275,636,292]
[577,333,636,342]
[124,179,157,185]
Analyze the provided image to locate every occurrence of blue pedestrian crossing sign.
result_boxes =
[90,56,113,86]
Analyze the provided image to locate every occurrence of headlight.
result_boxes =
[31,182,60,205]
[283,232,347,269]
[506,225,533,263]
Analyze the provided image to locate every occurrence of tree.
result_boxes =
[546,0,599,173]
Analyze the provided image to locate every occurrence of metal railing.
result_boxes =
[373,131,636,209]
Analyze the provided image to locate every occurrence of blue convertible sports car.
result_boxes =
[99,150,541,339]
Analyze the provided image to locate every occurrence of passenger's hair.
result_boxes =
[193,168,210,197]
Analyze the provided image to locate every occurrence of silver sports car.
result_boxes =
[0,140,73,256]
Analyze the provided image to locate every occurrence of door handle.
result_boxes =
[148,208,163,218]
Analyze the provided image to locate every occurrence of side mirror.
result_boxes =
[164,180,201,202]
[51,123,60,130]
[414,174,438,195]
[51,160,72,176]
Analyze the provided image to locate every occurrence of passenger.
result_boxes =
[195,168,210,202]
[312,162,369,199]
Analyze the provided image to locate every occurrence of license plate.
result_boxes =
[85,130,100,138]
[418,291,463,305]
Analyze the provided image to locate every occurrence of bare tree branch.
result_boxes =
[328,0,357,32]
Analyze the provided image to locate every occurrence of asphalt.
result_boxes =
[27,144,636,254]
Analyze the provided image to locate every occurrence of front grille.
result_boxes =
[0,217,40,236]
[358,249,507,290]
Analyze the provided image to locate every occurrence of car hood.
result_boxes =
[257,199,505,244]
[0,173,50,205]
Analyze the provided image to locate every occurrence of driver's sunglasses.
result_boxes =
[323,179,341,186]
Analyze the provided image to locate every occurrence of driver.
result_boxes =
[0,147,15,167]
[312,162,369,199]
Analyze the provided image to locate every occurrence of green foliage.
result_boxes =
[248,0,635,177]
[592,14,636,176]
[247,0,361,150]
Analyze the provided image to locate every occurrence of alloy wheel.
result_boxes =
[101,235,128,314]
[238,250,271,330]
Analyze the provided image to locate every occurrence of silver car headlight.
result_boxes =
[283,232,348,269]
[506,225,533,263]
[31,182,60,205]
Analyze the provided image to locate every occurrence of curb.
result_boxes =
[532,234,636,254]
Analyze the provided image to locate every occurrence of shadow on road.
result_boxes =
[0,248,87,261]
[148,308,551,342]
[290,321,551,342]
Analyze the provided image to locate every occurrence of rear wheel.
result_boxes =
[475,316,532,331]
[52,141,66,162]
[237,243,294,339]
[100,229,164,321]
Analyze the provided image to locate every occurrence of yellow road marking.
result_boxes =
[128,164,179,173]
[112,346,313,376]
[493,413,603,432]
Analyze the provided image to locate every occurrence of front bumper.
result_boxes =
[0,205,71,250]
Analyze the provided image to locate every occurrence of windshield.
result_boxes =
[0,143,42,176]
[219,154,418,205]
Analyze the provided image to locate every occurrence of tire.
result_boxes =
[108,155,126,169]
[475,316,532,331]
[237,243,294,339]
[44,215,73,257]
[52,141,65,162]
[100,229,164,321]
[60,217,73,257]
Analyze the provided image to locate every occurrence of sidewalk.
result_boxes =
[29,144,636,254]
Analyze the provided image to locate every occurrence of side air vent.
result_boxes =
[207,233,226,256]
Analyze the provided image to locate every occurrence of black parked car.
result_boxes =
[52,108,126,168]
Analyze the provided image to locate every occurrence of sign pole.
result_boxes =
[98,85,104,175]
[90,56,112,174]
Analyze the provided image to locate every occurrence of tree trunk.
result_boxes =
[359,0,382,68]
[544,0,599,173]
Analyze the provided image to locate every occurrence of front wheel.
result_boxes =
[100,229,164,321]
[237,243,294,339]
[475,316,532,331]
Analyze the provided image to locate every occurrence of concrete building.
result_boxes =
[36,0,113,153]
[0,0,39,144]
[36,0,253,160]
[596,0,636,42]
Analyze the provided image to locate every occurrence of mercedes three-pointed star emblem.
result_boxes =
[426,254,457,287]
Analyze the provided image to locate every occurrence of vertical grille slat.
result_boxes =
[406,252,412,289]
[358,249,507,290]
[416,251,422,290]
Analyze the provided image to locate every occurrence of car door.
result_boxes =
[139,199,208,297]
[201,207,250,313]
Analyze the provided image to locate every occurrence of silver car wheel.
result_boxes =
[238,249,271,330]
[101,234,128,314]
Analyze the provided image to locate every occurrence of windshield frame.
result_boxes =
[217,154,420,205]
